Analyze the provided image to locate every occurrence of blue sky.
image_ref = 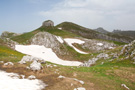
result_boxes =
[0,0,135,34]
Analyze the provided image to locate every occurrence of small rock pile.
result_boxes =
[19,55,45,71]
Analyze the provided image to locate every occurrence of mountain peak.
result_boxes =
[94,27,109,34]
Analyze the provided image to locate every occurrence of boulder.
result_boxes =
[30,61,42,71]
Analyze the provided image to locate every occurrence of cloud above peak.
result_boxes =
[39,0,135,31]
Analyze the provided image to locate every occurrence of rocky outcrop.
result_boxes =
[0,31,20,49]
[19,55,45,64]
[81,53,109,67]
[120,40,135,61]
[1,31,20,39]
[2,38,19,49]
[42,20,54,27]
[31,32,67,56]
[82,39,116,53]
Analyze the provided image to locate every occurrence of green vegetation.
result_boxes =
[11,31,38,44]
[0,39,24,62]
[10,26,79,44]
[55,57,135,90]
[63,44,91,61]
[56,22,97,38]
[38,27,79,38]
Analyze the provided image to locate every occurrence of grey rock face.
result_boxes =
[31,32,67,55]
[42,20,54,27]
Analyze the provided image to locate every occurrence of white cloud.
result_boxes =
[39,0,135,31]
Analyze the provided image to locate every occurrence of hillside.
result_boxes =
[0,20,135,90]
[113,30,135,39]
[57,22,133,43]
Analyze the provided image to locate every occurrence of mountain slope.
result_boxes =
[113,30,135,39]
[0,38,24,62]
[57,22,133,43]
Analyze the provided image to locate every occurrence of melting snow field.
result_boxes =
[15,45,82,66]
[64,38,88,54]
[0,70,46,90]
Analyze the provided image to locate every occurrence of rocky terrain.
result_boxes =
[0,20,135,90]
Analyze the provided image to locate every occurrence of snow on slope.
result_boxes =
[15,45,82,66]
[0,70,46,90]
[64,38,88,54]
[55,36,64,43]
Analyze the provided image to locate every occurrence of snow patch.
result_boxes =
[15,45,82,66]
[0,70,46,90]
[55,36,64,43]
[64,38,88,54]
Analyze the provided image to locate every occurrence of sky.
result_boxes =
[0,0,135,34]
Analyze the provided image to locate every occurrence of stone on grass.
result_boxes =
[74,87,86,90]
[121,84,130,90]
[30,61,42,71]
[0,61,4,63]
[58,75,65,79]
[28,75,36,79]
[74,79,84,84]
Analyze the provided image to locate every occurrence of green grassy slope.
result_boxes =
[37,27,79,38]
[56,22,98,39]
[11,26,79,44]
[57,22,133,43]
[0,39,24,62]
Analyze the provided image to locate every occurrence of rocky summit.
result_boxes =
[42,20,54,27]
